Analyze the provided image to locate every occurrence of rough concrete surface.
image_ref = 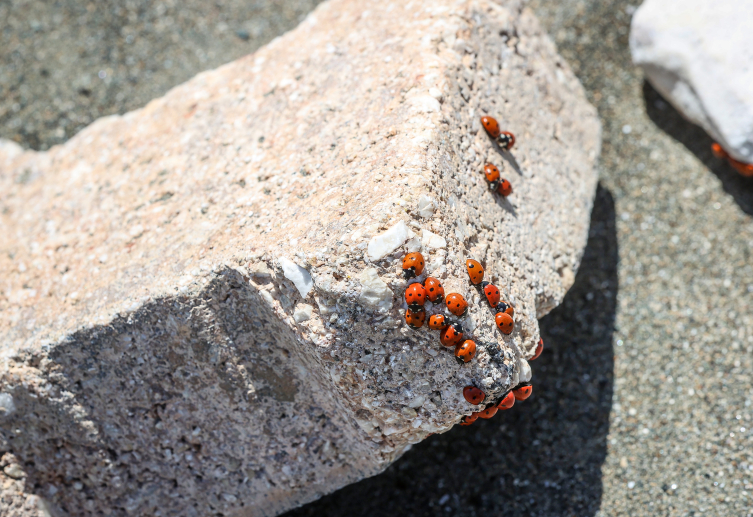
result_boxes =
[630,0,753,163]
[286,1,753,516]
[0,0,600,515]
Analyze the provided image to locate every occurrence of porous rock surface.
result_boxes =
[0,0,600,515]
[630,0,753,163]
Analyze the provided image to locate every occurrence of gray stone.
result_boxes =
[0,0,600,515]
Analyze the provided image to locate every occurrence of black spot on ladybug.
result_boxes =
[429,288,434,291]
[468,264,474,268]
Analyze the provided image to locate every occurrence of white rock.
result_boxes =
[408,395,425,408]
[408,95,441,113]
[279,257,313,299]
[421,229,447,249]
[293,303,314,323]
[405,236,422,252]
[630,0,753,162]
[3,464,25,480]
[0,393,15,415]
[367,220,412,261]
[519,358,532,383]
[417,194,437,218]
[358,268,394,311]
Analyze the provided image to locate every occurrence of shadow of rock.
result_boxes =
[284,184,618,517]
[643,81,753,215]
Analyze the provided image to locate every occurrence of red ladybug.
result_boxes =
[440,323,464,347]
[455,340,476,363]
[428,314,447,330]
[445,293,469,317]
[481,116,501,139]
[404,308,426,329]
[423,277,445,303]
[498,131,515,150]
[463,386,485,405]
[513,384,532,401]
[480,116,515,150]
[712,142,728,159]
[460,412,480,426]
[484,163,500,184]
[496,301,514,318]
[478,405,498,419]
[497,178,512,197]
[465,259,484,285]
[497,391,515,410]
[402,252,425,279]
[729,156,753,177]
[482,282,500,307]
[495,312,514,335]
[405,283,427,312]
[531,338,544,360]
[712,142,753,177]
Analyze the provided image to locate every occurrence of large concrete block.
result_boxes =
[0,0,600,515]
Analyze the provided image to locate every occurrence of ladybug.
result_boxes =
[483,163,500,184]
[531,338,544,360]
[404,308,426,329]
[455,340,477,363]
[428,314,447,330]
[405,283,427,312]
[481,115,501,139]
[440,323,464,347]
[423,277,445,303]
[495,312,514,335]
[498,131,515,150]
[445,293,469,317]
[465,259,484,285]
[402,252,425,279]
[711,143,753,176]
[460,412,480,426]
[480,116,515,150]
[482,282,500,307]
[711,142,728,159]
[513,383,532,401]
[497,391,515,410]
[729,156,753,177]
[477,405,498,419]
[496,300,514,318]
[463,386,485,405]
[497,178,512,197]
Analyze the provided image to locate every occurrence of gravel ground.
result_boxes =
[3,0,753,516]
[0,0,323,150]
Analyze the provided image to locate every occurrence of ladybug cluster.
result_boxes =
[401,115,540,428]
[480,115,514,197]
[459,338,543,425]
[402,252,476,364]
[402,250,545,426]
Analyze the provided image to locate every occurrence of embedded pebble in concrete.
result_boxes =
[280,257,314,299]
[367,221,414,261]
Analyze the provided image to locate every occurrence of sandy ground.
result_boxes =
[3,0,753,516]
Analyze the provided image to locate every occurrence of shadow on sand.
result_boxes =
[284,184,619,517]
[643,81,753,216]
